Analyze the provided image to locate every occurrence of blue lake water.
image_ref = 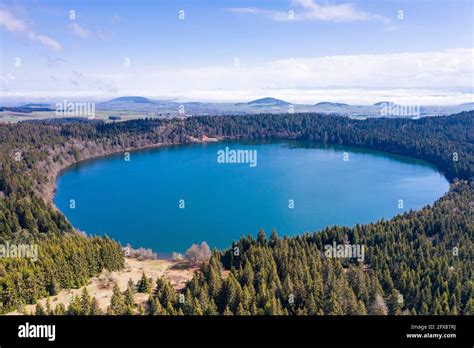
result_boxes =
[54,141,449,253]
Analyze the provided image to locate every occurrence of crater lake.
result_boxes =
[54,141,449,254]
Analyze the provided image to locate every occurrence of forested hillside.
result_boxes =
[163,181,472,315]
[0,111,472,314]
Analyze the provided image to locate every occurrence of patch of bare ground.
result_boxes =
[7,257,199,315]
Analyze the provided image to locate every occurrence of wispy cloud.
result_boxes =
[69,22,111,40]
[2,48,471,105]
[65,70,118,94]
[0,7,62,50]
[44,55,67,68]
[110,13,122,24]
[0,73,15,84]
[228,0,390,24]
[69,22,91,38]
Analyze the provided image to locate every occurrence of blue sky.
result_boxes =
[1,0,473,104]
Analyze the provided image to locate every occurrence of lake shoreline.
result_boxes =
[48,137,448,209]
[53,137,451,253]
[42,135,222,209]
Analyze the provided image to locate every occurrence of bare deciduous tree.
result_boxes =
[369,294,388,315]
[185,242,211,265]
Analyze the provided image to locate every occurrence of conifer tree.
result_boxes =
[89,297,102,315]
[80,288,92,315]
[124,283,135,308]
[107,283,126,315]
[270,228,278,246]
[137,272,152,293]
[54,303,66,315]
[67,295,83,315]
[257,228,267,245]
[35,302,46,315]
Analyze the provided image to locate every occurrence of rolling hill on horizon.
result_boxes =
[105,96,156,104]
[315,102,350,107]
[245,97,291,106]
[1,96,473,121]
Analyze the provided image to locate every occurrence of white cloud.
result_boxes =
[69,22,111,40]
[0,73,15,84]
[27,32,62,51]
[69,22,91,38]
[1,48,472,105]
[140,48,472,91]
[0,8,26,31]
[0,7,62,50]
[228,0,390,23]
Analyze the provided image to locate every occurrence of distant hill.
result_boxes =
[20,103,52,108]
[244,97,290,107]
[105,96,155,104]
[315,102,349,107]
[1,105,54,113]
[374,101,399,107]
[97,96,159,111]
[459,102,474,107]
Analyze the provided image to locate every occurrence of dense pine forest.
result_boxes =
[0,111,472,315]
